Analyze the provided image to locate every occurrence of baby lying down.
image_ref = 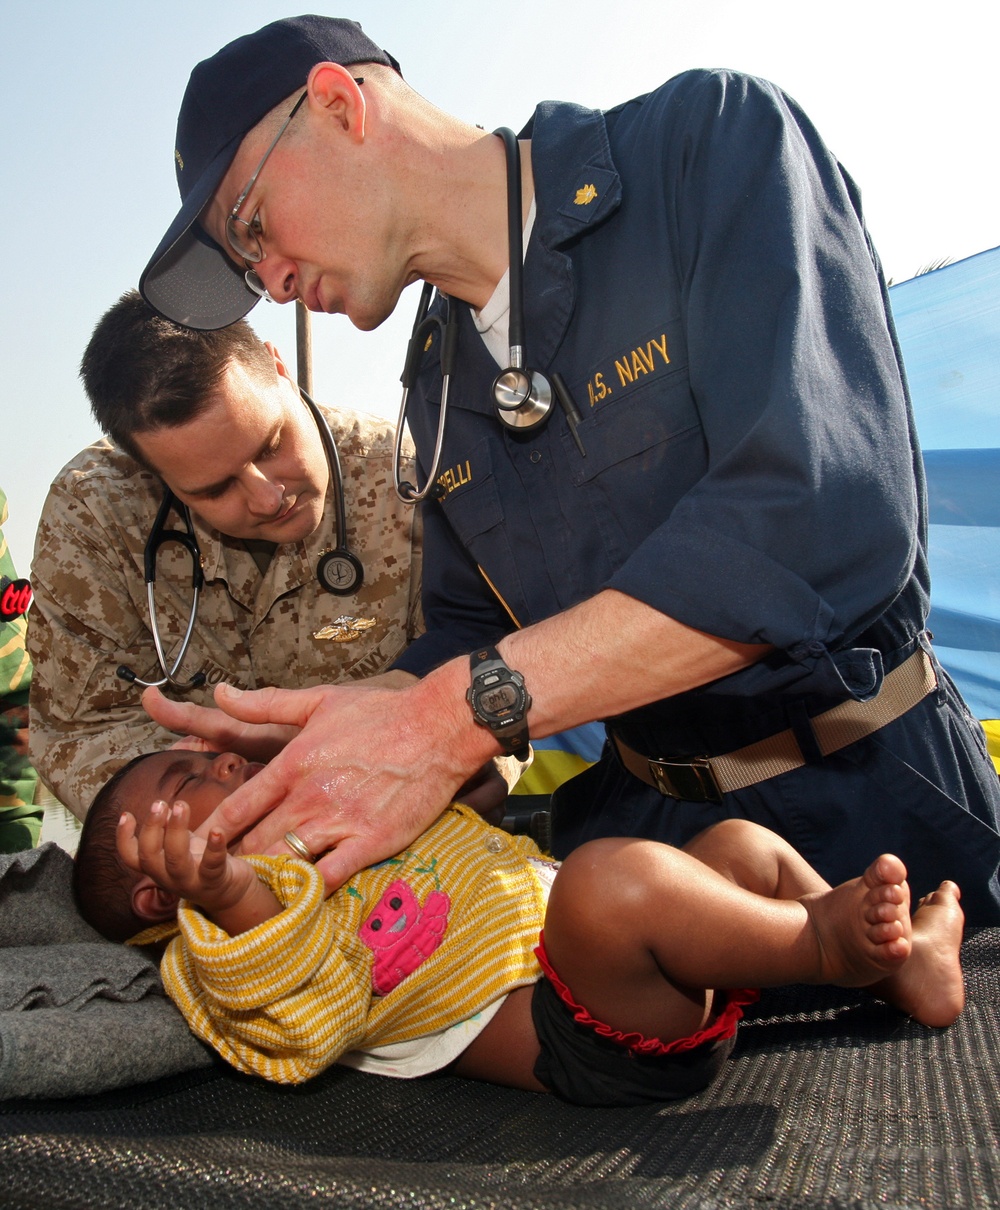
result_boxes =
[72,749,965,1106]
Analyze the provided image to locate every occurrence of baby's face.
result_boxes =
[124,750,265,830]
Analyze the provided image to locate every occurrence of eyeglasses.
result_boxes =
[225,90,308,300]
[225,79,364,302]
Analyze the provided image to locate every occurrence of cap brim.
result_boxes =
[139,138,260,331]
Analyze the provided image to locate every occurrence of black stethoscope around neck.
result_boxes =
[394,127,583,504]
[116,388,364,692]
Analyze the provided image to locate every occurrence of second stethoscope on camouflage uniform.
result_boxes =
[116,388,364,692]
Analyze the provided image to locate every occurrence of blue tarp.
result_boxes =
[890,246,1000,719]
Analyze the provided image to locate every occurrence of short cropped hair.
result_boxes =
[73,752,160,942]
[80,290,276,463]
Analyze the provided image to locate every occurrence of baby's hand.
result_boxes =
[118,800,261,923]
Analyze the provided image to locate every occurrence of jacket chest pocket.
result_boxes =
[565,376,706,564]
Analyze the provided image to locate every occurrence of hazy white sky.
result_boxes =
[2,0,997,567]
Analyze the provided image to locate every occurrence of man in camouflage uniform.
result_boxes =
[1,487,42,850]
[28,293,423,820]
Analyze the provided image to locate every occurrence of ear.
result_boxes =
[131,876,181,924]
[306,62,367,141]
[265,342,292,383]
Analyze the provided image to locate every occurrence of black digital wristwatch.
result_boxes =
[466,645,532,760]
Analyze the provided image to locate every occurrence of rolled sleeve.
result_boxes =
[162,856,369,1083]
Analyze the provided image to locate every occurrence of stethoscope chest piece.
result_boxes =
[303,388,365,595]
[391,127,559,501]
[492,365,553,430]
[488,127,553,434]
[316,547,364,596]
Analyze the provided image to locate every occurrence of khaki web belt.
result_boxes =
[610,646,937,804]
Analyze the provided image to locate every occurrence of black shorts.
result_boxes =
[530,975,739,1108]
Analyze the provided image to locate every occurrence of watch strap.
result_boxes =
[467,645,531,760]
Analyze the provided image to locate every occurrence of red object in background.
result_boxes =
[0,579,32,621]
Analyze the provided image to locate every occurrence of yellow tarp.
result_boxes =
[983,720,1000,775]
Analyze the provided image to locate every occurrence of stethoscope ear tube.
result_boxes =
[394,288,455,503]
[439,300,459,376]
[497,128,525,354]
[143,490,204,590]
[400,282,435,390]
[298,387,364,595]
[117,491,206,690]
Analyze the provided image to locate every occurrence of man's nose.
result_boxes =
[256,255,297,304]
[243,469,286,516]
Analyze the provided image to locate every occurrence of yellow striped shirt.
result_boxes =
[139,805,547,1083]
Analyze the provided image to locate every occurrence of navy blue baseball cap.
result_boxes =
[139,16,400,330]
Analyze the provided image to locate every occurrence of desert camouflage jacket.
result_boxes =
[28,404,423,819]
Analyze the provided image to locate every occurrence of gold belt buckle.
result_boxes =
[648,756,723,804]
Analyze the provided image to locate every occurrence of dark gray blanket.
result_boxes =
[1,931,998,1209]
[1,844,999,1207]
[0,844,214,1099]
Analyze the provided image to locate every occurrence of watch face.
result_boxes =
[478,681,521,717]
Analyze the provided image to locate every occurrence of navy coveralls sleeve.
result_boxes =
[393,70,1000,923]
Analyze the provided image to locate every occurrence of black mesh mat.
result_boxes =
[2,929,999,1209]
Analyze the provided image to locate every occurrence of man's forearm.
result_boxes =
[190,590,770,891]
[418,588,769,757]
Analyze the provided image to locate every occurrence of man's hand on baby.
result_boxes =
[118,800,258,919]
[142,686,298,762]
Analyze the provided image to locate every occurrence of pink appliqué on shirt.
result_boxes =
[358,879,451,995]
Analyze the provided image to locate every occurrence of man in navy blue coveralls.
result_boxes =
[139,17,1000,924]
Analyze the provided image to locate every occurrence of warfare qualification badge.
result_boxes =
[313,616,377,643]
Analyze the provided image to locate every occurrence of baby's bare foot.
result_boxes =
[799,854,912,986]
[872,882,965,1027]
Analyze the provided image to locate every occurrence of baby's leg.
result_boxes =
[449,822,817,1093]
[682,818,831,898]
[541,836,914,1046]
[681,819,964,1027]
